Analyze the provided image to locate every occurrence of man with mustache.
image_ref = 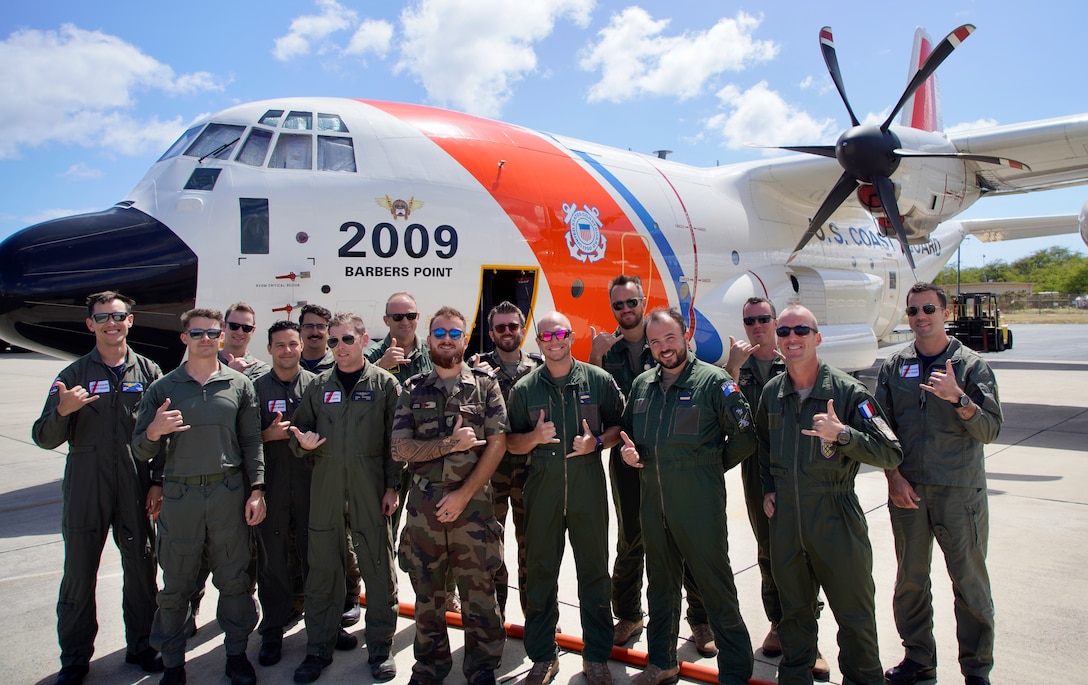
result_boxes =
[470,301,542,620]
[392,307,507,685]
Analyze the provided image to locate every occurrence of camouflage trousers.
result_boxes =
[398,479,505,681]
[491,453,528,618]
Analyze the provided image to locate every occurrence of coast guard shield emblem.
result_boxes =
[563,202,606,263]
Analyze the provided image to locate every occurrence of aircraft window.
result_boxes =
[158,124,203,162]
[259,110,284,127]
[283,111,312,130]
[237,128,273,166]
[317,113,349,132]
[240,198,269,254]
[184,123,245,159]
[318,136,356,172]
[268,133,313,169]
[184,168,221,191]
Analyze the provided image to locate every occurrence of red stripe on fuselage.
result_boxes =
[362,100,669,354]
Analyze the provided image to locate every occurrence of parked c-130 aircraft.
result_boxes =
[1,24,1087,372]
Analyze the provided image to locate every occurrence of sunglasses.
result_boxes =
[187,328,223,339]
[743,315,773,326]
[776,325,816,337]
[493,322,521,333]
[431,328,463,340]
[905,304,938,316]
[91,312,129,324]
[611,297,643,311]
[387,312,419,322]
[327,334,357,348]
[537,329,572,342]
[301,322,328,331]
[227,322,255,333]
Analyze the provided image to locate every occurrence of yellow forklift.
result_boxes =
[946,292,1012,352]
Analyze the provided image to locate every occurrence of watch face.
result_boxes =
[958,394,971,407]
[837,430,851,445]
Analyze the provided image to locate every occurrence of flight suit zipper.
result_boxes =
[792,396,807,553]
[651,385,670,529]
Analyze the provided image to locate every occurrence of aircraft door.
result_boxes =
[469,267,538,356]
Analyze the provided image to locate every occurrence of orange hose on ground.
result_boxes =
[357,594,777,685]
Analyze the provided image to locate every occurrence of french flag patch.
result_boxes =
[722,380,738,397]
[858,399,876,419]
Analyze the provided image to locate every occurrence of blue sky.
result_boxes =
[2,0,1085,269]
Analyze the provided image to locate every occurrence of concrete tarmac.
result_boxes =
[1,324,1085,685]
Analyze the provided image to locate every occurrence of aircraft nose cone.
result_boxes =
[0,205,198,367]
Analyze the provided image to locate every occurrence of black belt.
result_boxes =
[165,466,241,485]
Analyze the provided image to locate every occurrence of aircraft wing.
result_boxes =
[957,214,1083,243]
[952,113,1088,194]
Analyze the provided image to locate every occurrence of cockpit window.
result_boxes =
[268,133,313,169]
[184,123,245,160]
[158,124,204,162]
[318,136,356,172]
[259,110,284,127]
[283,111,313,130]
[237,128,273,167]
[317,113,349,133]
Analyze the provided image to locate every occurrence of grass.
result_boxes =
[1001,309,1088,324]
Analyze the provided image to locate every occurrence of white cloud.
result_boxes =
[272,0,359,61]
[705,81,836,150]
[395,0,595,117]
[580,8,777,103]
[0,24,223,159]
[344,19,394,58]
[946,118,999,135]
[61,163,104,180]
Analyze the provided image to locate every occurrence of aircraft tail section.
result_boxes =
[900,27,942,132]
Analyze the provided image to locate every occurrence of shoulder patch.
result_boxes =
[49,378,62,395]
[722,380,739,396]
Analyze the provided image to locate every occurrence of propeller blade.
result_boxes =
[770,145,838,158]
[882,24,975,131]
[787,171,859,263]
[893,149,1031,171]
[819,27,860,127]
[871,175,916,271]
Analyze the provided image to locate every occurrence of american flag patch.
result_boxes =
[87,380,111,394]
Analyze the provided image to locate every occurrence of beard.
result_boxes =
[432,346,464,369]
[494,335,522,353]
[657,350,686,370]
[618,311,643,331]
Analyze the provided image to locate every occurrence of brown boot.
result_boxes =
[760,623,782,657]
[630,664,680,685]
[689,623,717,658]
[812,651,830,682]
[612,618,644,646]
[583,660,612,685]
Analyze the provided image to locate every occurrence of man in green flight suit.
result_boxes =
[508,310,625,685]
[288,312,401,684]
[756,305,902,685]
[132,307,267,685]
[618,307,756,685]
[876,283,1001,685]
[33,291,164,685]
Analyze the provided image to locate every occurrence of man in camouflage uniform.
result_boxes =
[33,291,164,685]
[471,301,542,619]
[392,306,507,685]
[288,312,401,684]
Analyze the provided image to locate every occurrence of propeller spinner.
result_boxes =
[782,24,1028,271]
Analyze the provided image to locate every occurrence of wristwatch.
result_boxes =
[251,483,267,492]
[836,428,852,446]
[954,393,971,408]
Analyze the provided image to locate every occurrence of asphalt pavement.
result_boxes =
[1,324,1086,685]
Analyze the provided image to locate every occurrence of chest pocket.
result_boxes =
[673,405,700,436]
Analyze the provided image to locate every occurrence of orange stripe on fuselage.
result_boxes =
[364,100,669,358]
